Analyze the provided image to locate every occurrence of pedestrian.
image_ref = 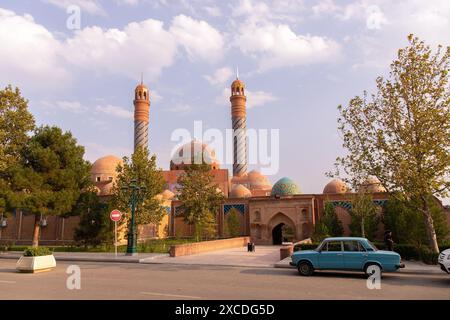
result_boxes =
[384,230,394,251]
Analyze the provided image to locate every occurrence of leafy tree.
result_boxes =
[7,126,91,247]
[0,85,35,171]
[73,191,112,247]
[177,163,224,241]
[330,35,450,253]
[384,194,449,247]
[349,192,379,239]
[312,222,329,243]
[111,146,166,228]
[322,202,344,237]
[226,208,241,238]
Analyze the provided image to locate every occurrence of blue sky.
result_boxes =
[0,0,449,202]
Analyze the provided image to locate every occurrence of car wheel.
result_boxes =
[297,261,314,276]
[364,263,382,278]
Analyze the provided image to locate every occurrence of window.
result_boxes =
[324,241,342,252]
[343,241,364,252]
[96,177,101,182]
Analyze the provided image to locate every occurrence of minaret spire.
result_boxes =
[236,66,239,80]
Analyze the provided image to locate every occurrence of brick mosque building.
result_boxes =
[1,76,449,246]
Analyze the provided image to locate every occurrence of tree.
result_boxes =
[111,146,166,228]
[7,126,91,247]
[349,192,379,239]
[384,194,449,247]
[0,85,35,171]
[331,35,450,253]
[73,191,112,247]
[225,208,241,238]
[322,202,344,237]
[311,222,329,243]
[177,163,224,241]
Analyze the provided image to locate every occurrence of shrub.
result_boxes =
[293,243,319,252]
[23,247,53,257]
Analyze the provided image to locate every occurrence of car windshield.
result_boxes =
[367,241,378,251]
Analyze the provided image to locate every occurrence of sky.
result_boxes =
[0,0,449,203]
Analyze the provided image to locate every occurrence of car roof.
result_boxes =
[323,237,368,241]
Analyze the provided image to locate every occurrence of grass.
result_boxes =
[1,238,198,254]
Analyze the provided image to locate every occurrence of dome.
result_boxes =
[230,184,252,198]
[170,140,220,170]
[247,170,272,190]
[323,179,348,194]
[359,176,386,193]
[271,177,301,196]
[91,155,122,175]
[160,189,175,200]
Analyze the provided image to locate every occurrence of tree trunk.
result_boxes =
[32,214,40,248]
[420,197,440,254]
[361,216,365,238]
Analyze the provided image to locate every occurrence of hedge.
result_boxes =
[293,242,450,265]
[23,247,53,257]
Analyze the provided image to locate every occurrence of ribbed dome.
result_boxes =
[91,155,122,175]
[230,184,252,198]
[359,176,386,193]
[170,140,220,170]
[271,177,301,196]
[323,179,348,194]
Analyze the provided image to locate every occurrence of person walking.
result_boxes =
[384,230,394,251]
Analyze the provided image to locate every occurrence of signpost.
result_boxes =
[110,210,122,258]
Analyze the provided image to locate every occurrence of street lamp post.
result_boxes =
[122,179,146,256]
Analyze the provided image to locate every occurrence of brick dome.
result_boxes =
[91,155,123,196]
[323,179,348,194]
[170,140,220,170]
[230,184,252,198]
[359,176,386,193]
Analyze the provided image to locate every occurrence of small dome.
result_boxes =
[170,140,220,170]
[247,170,272,190]
[230,184,252,198]
[323,179,348,194]
[91,155,122,175]
[160,189,175,200]
[231,78,245,96]
[271,177,301,196]
[359,176,386,193]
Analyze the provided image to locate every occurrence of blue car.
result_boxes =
[290,237,405,276]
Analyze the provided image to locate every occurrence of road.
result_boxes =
[0,260,449,300]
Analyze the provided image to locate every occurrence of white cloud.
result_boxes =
[235,23,341,71]
[204,6,222,17]
[170,15,224,63]
[64,19,178,81]
[0,9,69,92]
[55,100,88,113]
[165,103,192,114]
[95,105,133,119]
[43,0,105,15]
[204,67,233,86]
[216,88,277,108]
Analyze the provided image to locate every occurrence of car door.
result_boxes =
[343,240,367,270]
[318,241,344,269]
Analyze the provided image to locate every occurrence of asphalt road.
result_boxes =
[0,260,449,300]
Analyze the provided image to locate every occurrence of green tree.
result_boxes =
[312,222,329,243]
[225,208,241,238]
[111,146,166,228]
[7,126,91,247]
[349,192,379,239]
[73,191,112,247]
[322,202,344,237]
[177,164,224,241]
[384,194,449,247]
[330,35,450,253]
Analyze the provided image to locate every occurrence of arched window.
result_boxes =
[254,210,261,222]
[302,209,308,220]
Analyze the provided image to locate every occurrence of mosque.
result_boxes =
[90,76,392,245]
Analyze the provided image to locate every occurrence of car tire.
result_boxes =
[297,261,314,276]
[364,263,382,278]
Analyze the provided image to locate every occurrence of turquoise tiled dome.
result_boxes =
[270,177,301,196]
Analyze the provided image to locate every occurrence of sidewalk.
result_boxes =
[274,256,443,274]
[0,251,161,263]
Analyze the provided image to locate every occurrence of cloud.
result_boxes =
[43,0,105,15]
[165,103,192,114]
[235,22,341,71]
[0,9,69,92]
[83,142,132,162]
[170,15,224,63]
[115,0,140,5]
[204,67,233,86]
[95,105,133,119]
[216,88,277,108]
[204,6,222,17]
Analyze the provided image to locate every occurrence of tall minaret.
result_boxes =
[133,78,150,151]
[230,71,247,177]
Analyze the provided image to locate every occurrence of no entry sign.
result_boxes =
[110,209,122,222]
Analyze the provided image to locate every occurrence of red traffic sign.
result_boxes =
[110,210,122,222]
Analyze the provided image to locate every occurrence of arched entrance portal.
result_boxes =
[268,212,296,245]
[272,223,284,245]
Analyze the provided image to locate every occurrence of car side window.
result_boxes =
[325,241,342,252]
[343,241,359,252]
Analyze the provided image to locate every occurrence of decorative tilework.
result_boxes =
[224,204,245,215]
[327,199,388,210]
